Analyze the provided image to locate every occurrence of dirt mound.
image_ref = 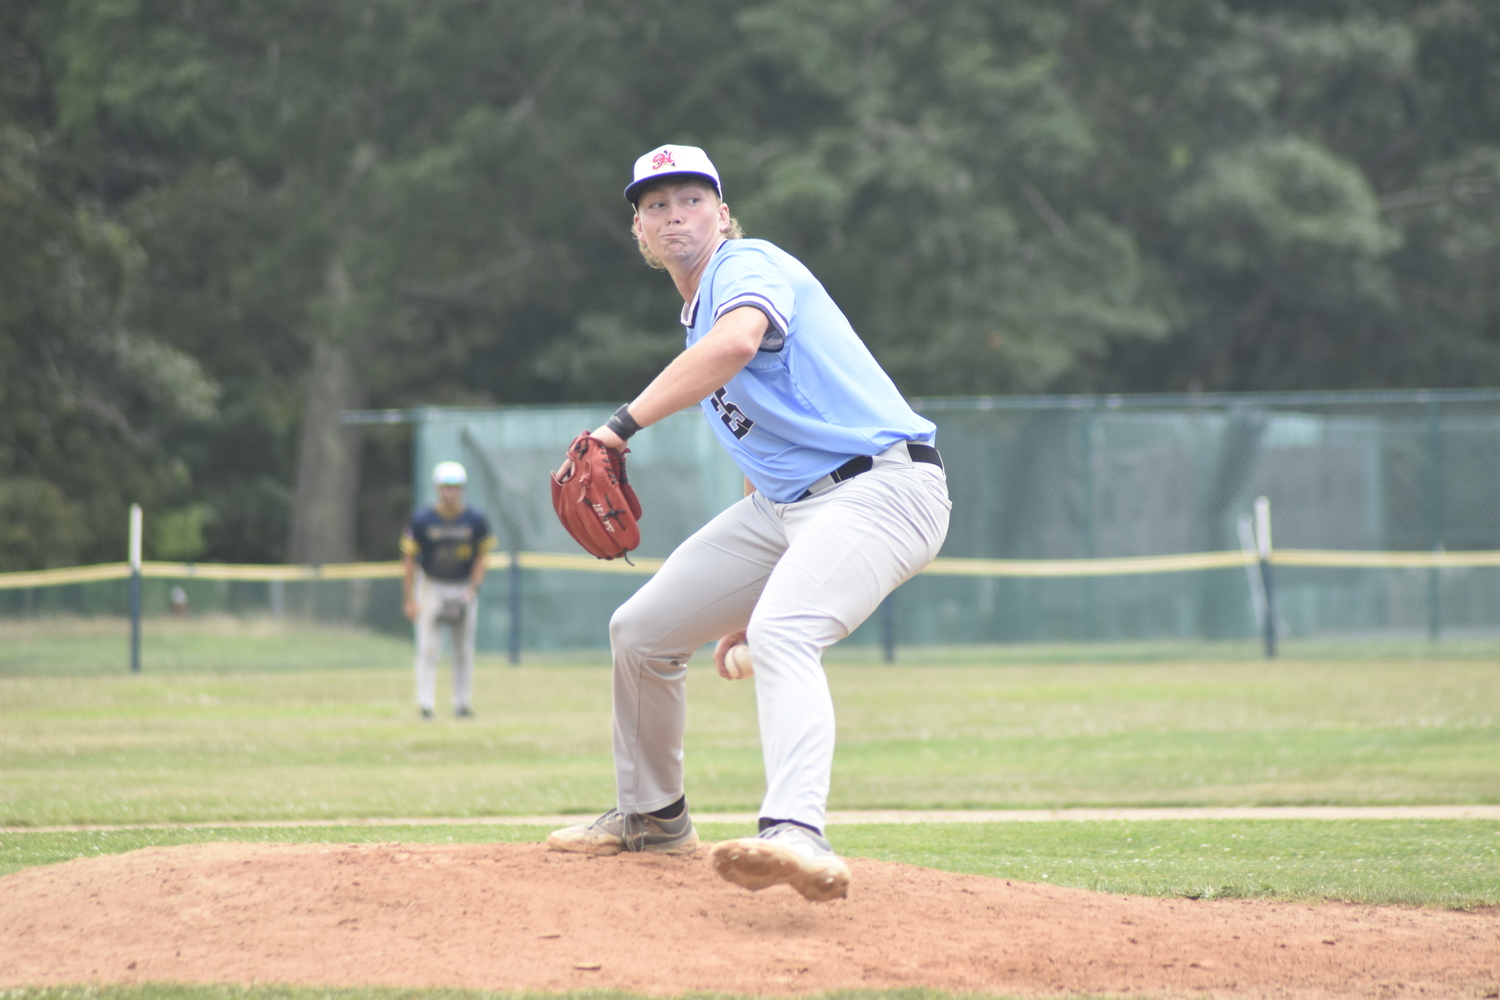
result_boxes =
[2,841,1497,998]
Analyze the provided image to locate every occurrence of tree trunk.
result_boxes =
[287,260,365,564]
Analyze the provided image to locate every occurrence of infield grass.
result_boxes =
[1,616,1498,911]
[3,619,1497,825]
[3,818,1497,909]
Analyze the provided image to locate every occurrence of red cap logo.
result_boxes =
[651,150,676,171]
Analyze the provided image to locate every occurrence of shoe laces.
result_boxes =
[592,807,648,852]
[621,811,646,852]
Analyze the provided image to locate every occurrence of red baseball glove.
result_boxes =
[550,432,642,560]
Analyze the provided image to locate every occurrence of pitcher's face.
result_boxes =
[632,180,731,268]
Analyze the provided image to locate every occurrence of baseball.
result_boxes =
[724,643,754,680]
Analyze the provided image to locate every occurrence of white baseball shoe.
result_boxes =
[547,806,699,856]
[709,822,851,902]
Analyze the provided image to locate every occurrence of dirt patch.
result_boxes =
[2,841,1496,998]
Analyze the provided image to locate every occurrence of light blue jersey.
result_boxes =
[683,239,936,503]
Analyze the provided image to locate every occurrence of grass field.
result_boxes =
[2,616,1498,913]
[5,817,1497,909]
[5,618,1497,825]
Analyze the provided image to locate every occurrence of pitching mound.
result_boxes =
[2,840,1497,998]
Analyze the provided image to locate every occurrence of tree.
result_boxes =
[708,0,1170,394]
[0,0,218,570]
[12,0,1499,570]
[38,0,754,561]
[1065,0,1500,391]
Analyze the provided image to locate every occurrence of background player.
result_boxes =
[547,144,952,901]
[401,461,493,720]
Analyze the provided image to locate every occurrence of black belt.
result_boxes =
[795,443,943,501]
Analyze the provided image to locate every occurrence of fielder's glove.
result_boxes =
[550,431,642,560]
[435,596,469,624]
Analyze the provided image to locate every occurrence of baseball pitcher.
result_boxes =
[547,145,951,901]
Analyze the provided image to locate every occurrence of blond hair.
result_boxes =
[633,193,745,270]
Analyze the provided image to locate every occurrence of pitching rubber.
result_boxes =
[709,836,851,902]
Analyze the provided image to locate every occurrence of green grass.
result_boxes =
[0,616,420,676]
[827,636,1500,664]
[831,819,1500,907]
[6,619,1496,825]
[8,614,1500,678]
[3,819,1497,909]
[2,616,1498,914]
[2,619,1498,1000]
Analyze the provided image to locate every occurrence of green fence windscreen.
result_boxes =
[8,392,1498,654]
[407,391,1500,650]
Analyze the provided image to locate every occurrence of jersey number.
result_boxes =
[710,388,755,440]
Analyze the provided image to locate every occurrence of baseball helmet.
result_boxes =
[432,461,467,485]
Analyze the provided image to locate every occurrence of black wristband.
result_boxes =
[606,403,641,442]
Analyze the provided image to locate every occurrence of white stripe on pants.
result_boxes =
[413,573,476,712]
[608,443,951,830]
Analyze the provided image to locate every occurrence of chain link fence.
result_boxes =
[6,391,1499,656]
[418,390,1500,651]
[907,391,1500,645]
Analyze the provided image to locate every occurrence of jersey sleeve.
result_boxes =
[399,525,419,557]
[710,245,795,352]
[475,513,496,554]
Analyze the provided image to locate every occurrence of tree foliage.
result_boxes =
[1,1,218,568]
[1070,0,1500,390]
[2,0,1497,567]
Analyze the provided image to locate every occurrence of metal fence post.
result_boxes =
[508,549,522,666]
[129,504,142,674]
[1081,407,1098,641]
[1255,496,1277,660]
[1426,399,1444,641]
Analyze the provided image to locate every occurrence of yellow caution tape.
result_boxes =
[4,548,1500,591]
[0,563,133,588]
[923,551,1255,577]
[1273,549,1500,569]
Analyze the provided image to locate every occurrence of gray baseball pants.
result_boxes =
[413,574,476,713]
[609,440,951,832]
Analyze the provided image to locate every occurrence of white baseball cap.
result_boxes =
[432,461,467,485]
[625,144,721,205]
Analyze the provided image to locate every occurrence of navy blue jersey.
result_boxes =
[401,507,493,581]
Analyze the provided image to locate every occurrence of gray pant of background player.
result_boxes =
[610,440,952,832]
[413,573,477,714]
